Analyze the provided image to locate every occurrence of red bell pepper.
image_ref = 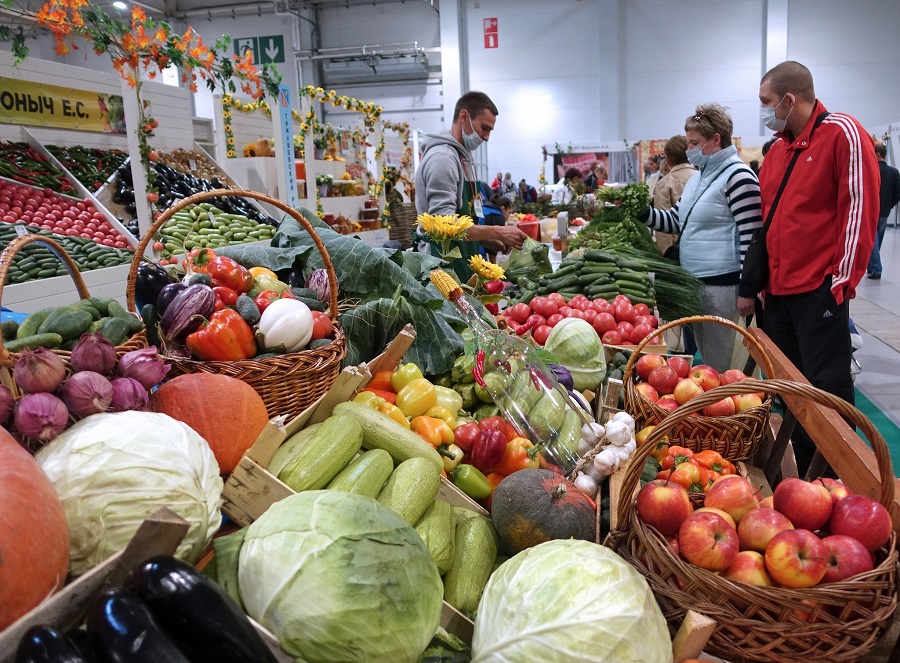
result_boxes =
[453,422,481,453]
[362,387,397,405]
[212,286,239,311]
[207,255,253,293]
[471,428,507,474]
[254,289,294,314]
[185,308,257,361]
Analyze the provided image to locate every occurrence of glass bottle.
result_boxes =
[431,270,597,475]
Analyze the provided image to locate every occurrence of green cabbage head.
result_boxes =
[238,490,442,663]
[472,539,671,663]
[545,318,605,368]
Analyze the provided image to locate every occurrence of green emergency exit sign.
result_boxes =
[234,35,285,64]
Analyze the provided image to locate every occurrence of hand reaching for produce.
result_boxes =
[468,225,527,251]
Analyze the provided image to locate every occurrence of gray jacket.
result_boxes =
[415,130,475,216]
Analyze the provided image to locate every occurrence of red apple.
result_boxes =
[666,355,691,378]
[829,494,892,552]
[732,393,763,412]
[720,369,747,385]
[647,365,679,396]
[704,475,759,524]
[634,382,660,403]
[694,506,736,530]
[635,353,667,381]
[821,534,874,583]
[655,397,679,414]
[759,495,775,509]
[737,506,794,552]
[636,480,695,538]
[814,477,853,505]
[741,376,766,400]
[702,397,736,417]
[764,529,828,588]
[773,478,833,532]
[689,364,721,391]
[723,550,773,587]
[673,377,704,405]
[678,511,740,572]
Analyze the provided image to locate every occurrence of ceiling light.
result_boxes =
[112,1,127,9]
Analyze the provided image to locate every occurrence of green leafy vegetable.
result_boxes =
[501,237,552,282]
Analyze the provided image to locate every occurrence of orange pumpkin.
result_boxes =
[150,374,270,475]
[0,428,69,630]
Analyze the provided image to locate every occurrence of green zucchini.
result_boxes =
[376,456,441,526]
[326,448,394,498]
[415,500,456,575]
[266,423,322,477]
[443,516,498,615]
[278,415,362,491]
[4,333,63,352]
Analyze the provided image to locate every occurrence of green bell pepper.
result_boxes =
[449,464,493,500]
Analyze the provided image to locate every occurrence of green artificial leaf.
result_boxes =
[443,246,463,261]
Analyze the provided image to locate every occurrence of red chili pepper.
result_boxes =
[485,302,499,315]
[471,428,507,474]
[515,319,537,336]
[473,349,487,388]
[484,280,504,294]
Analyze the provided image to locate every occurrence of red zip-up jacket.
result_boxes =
[760,100,879,305]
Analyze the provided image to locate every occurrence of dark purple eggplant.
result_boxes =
[159,284,215,343]
[155,282,186,315]
[124,555,277,663]
[548,363,574,390]
[134,262,175,312]
[15,625,87,663]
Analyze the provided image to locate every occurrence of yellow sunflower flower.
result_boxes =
[469,255,505,281]
[417,213,473,243]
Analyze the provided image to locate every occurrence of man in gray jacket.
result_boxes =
[415,91,526,280]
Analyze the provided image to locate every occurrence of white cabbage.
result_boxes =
[36,411,223,575]
[472,539,671,663]
[238,490,442,663]
[544,318,605,368]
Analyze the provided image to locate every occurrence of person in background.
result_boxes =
[490,171,502,192]
[644,156,662,195]
[653,135,695,254]
[748,159,760,177]
[761,137,777,157]
[583,162,607,193]
[866,143,900,280]
[753,60,879,476]
[551,167,583,205]
[517,179,538,204]
[415,91,527,281]
[639,103,763,372]
[481,194,514,262]
[500,172,516,198]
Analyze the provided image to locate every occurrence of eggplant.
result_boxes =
[548,363,574,390]
[124,555,277,663]
[67,630,99,663]
[156,282,186,315]
[135,261,175,312]
[15,625,87,663]
[87,588,190,663]
[159,284,215,343]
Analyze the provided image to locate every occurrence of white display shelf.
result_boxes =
[320,195,368,220]
[3,264,132,313]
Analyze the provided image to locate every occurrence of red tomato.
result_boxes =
[572,298,593,312]
[592,312,616,334]
[568,309,587,320]
[479,416,507,432]
[602,330,623,345]
[532,324,552,345]
[558,305,573,317]
[592,298,614,314]
[507,302,532,324]
[635,314,659,329]
[581,308,597,324]
[634,303,652,317]
[530,296,558,319]
[616,321,635,340]
[546,313,564,327]
[525,313,546,329]
[569,294,590,308]
[630,323,654,344]
[547,292,566,307]
[309,311,333,341]
[114,240,127,248]
[613,294,632,306]
[614,302,636,323]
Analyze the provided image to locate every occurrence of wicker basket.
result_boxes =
[623,315,775,461]
[388,201,417,249]
[126,188,347,421]
[0,234,147,396]
[607,378,899,663]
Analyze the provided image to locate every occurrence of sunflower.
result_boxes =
[417,213,473,243]
[469,255,505,281]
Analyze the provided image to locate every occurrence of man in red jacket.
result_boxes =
[752,61,879,476]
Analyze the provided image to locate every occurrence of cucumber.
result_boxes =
[1,320,18,341]
[549,274,579,290]
[415,500,456,575]
[38,307,93,341]
[613,270,650,283]
[584,249,618,263]
[235,294,261,326]
[545,262,582,281]
[326,448,394,498]
[86,297,116,316]
[332,401,444,473]
[5,333,64,352]
[140,304,160,348]
[615,279,653,294]
[100,316,130,346]
[278,414,363,492]
[577,273,605,285]
[291,287,319,300]
[16,308,54,339]
[581,263,619,273]
[295,296,326,313]
[376,456,441,526]
[266,423,322,477]
[615,258,649,271]
[443,515,498,615]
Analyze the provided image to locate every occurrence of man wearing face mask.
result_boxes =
[751,61,878,476]
[638,103,762,373]
[415,91,527,281]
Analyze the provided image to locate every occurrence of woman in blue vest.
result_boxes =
[640,103,763,372]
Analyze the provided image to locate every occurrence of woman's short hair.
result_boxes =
[564,167,582,180]
[664,135,690,166]
[684,103,734,148]
[490,194,512,209]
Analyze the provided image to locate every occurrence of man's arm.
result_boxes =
[467,224,528,251]
[891,167,900,209]
[420,150,461,216]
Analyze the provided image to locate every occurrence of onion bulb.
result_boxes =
[109,377,149,412]
[60,371,113,418]
[0,384,14,424]
[14,392,68,442]
[13,348,66,394]
[70,333,118,375]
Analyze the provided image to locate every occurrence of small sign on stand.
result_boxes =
[271,85,299,209]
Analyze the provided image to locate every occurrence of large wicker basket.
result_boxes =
[388,201,417,249]
[607,378,898,663]
[126,189,346,420]
[623,314,775,461]
[0,234,147,396]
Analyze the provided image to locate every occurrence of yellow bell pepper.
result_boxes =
[390,363,424,392]
[425,404,456,429]
[410,415,454,447]
[396,377,437,418]
[249,266,278,280]
[433,385,463,417]
[438,443,464,472]
[378,402,410,428]
[353,391,385,408]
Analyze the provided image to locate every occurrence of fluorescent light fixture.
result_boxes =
[112,1,127,9]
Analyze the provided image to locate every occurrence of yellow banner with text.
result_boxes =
[0,78,125,133]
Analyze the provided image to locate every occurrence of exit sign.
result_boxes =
[234,35,285,64]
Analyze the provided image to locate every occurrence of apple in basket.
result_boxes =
[704,475,759,525]
[647,366,679,396]
[678,511,739,572]
[701,397,736,417]
[814,477,853,505]
[673,377,704,405]
[636,480,695,538]
[634,382,660,403]
[773,478,833,532]
[693,507,736,530]
[764,529,828,588]
[635,354,667,381]
[723,550,773,587]
[689,365,720,391]
[655,397,679,414]
[821,534,874,583]
[666,355,691,379]
[732,393,763,412]
[829,494,892,552]
[719,369,747,385]
[737,506,794,552]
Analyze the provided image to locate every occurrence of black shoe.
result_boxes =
[867,273,882,280]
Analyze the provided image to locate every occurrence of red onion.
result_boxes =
[14,392,69,442]
[60,371,113,418]
[117,347,171,389]
[70,333,118,375]
[109,377,149,412]
[0,384,14,424]
[13,347,67,394]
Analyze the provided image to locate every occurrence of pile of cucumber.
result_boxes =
[3,298,143,352]
[0,224,134,285]
[157,203,276,260]
[516,249,656,306]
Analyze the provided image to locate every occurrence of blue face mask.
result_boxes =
[685,141,709,168]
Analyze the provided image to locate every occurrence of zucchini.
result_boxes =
[332,401,444,473]
[278,415,362,491]
[443,515,498,615]
[266,423,321,477]
[376,456,441,526]
[415,500,456,575]
[584,249,618,262]
[326,448,394,498]
[453,506,484,525]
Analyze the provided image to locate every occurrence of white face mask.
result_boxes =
[462,115,484,151]
[685,141,709,168]
[761,94,793,132]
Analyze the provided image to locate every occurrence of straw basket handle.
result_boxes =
[623,315,776,386]
[0,234,92,367]
[614,378,896,528]
[125,189,340,321]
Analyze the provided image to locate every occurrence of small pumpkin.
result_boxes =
[150,373,270,475]
[491,468,596,555]
[254,137,273,157]
[0,427,70,630]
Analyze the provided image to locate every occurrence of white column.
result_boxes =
[121,79,152,251]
